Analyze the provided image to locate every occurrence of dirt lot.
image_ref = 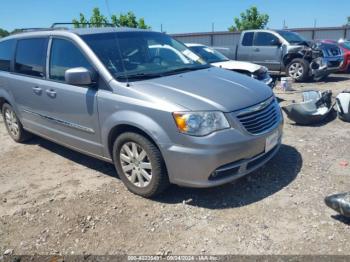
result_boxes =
[0,74,350,256]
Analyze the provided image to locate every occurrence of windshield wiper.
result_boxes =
[163,65,210,76]
[115,65,210,81]
[116,72,164,80]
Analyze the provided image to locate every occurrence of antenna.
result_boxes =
[104,0,130,87]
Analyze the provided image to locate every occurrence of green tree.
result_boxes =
[89,7,109,27]
[111,11,150,29]
[72,13,89,28]
[72,8,150,29]
[0,28,9,38]
[138,18,150,29]
[228,6,269,32]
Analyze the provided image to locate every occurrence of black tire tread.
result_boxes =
[113,132,169,198]
[2,103,32,143]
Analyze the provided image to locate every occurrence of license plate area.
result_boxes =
[265,130,279,153]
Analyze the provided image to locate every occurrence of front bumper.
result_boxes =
[161,118,283,188]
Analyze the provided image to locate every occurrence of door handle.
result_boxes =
[254,48,260,52]
[32,86,42,95]
[46,89,57,98]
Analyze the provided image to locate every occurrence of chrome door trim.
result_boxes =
[23,109,95,134]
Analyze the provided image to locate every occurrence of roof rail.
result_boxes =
[11,28,52,35]
[9,23,116,35]
[51,22,115,28]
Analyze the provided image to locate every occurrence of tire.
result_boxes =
[2,103,32,143]
[113,132,169,198]
[286,58,310,82]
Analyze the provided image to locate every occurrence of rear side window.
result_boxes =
[49,38,93,82]
[0,39,16,72]
[242,32,254,46]
[15,38,48,77]
[254,32,278,46]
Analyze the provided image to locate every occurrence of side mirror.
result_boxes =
[271,38,282,46]
[65,67,93,86]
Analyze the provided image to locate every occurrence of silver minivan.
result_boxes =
[0,27,283,197]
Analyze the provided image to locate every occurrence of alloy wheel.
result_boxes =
[5,108,19,138]
[120,142,153,188]
[288,62,304,79]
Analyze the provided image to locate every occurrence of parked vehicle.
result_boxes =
[185,43,275,88]
[230,30,344,81]
[0,26,283,197]
[321,39,350,72]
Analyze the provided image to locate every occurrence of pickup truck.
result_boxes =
[224,29,344,81]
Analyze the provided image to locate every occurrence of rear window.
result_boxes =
[242,32,254,46]
[15,38,48,77]
[0,39,16,72]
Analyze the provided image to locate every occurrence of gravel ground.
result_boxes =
[0,74,350,256]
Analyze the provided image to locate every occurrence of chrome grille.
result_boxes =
[236,97,280,135]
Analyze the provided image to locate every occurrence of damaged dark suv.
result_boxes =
[234,30,344,81]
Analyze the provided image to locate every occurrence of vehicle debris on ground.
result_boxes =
[335,90,350,122]
[325,192,350,218]
[282,90,333,125]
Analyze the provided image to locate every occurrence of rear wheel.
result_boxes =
[286,58,309,82]
[113,132,169,198]
[2,103,32,142]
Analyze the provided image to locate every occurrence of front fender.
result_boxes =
[101,110,173,159]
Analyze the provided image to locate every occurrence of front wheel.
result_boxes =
[286,58,310,82]
[2,103,32,143]
[113,132,170,198]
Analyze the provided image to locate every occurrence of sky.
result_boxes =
[0,0,349,33]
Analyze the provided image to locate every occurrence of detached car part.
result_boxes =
[336,90,350,122]
[325,192,350,218]
[282,90,333,125]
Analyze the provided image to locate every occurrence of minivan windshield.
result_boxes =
[82,31,209,81]
[276,30,307,45]
[188,45,229,63]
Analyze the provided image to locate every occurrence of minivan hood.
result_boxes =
[129,67,273,112]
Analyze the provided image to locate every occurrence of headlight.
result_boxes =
[173,111,230,136]
[252,66,268,79]
[260,66,268,73]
